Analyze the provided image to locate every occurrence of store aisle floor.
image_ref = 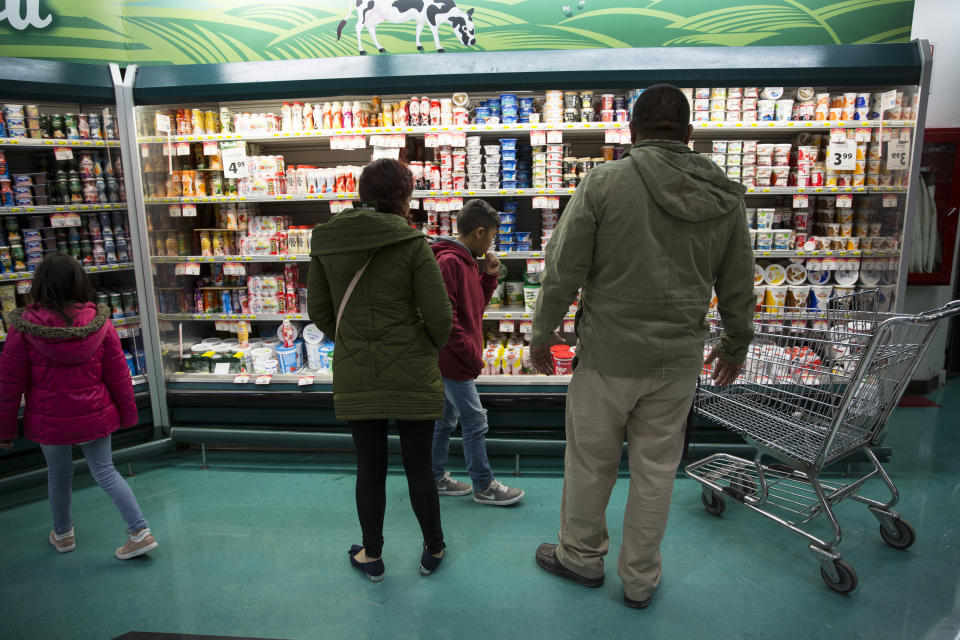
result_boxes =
[2,380,959,640]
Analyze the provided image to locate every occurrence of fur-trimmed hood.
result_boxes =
[11,303,111,365]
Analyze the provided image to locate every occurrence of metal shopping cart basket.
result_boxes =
[685,290,960,593]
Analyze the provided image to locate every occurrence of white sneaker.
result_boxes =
[474,479,524,506]
[436,472,473,496]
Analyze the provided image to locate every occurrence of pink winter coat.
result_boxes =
[0,302,138,445]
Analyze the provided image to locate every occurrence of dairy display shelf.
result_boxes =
[168,371,571,385]
[144,185,908,207]
[135,119,918,144]
[0,204,127,215]
[0,138,121,148]
[112,315,141,327]
[148,248,901,266]
[754,249,900,258]
[159,312,309,322]
[0,263,135,282]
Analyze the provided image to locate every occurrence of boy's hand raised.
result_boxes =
[483,252,500,275]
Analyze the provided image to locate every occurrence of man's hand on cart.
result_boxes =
[705,346,743,386]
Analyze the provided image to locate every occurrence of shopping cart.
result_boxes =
[685,291,960,593]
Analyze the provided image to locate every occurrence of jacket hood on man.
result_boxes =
[311,208,425,257]
[12,303,110,366]
[627,140,746,223]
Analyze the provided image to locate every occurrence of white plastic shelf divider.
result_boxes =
[0,263,135,282]
[135,119,918,145]
[0,204,127,215]
[166,371,570,385]
[144,185,907,207]
[151,255,312,263]
[0,138,122,148]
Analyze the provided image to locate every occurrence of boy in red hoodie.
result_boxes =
[431,199,524,506]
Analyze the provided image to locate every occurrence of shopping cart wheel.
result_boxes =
[701,490,725,516]
[879,518,916,550]
[820,559,858,594]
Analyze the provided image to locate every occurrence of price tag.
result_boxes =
[604,129,620,144]
[298,376,315,386]
[233,374,250,384]
[255,374,272,385]
[499,320,515,332]
[827,139,857,171]
[855,128,872,143]
[16,280,31,294]
[141,143,151,158]
[371,147,400,161]
[518,321,532,335]
[184,263,201,276]
[882,194,899,208]
[155,113,171,133]
[563,319,576,333]
[792,194,809,208]
[182,203,197,217]
[547,130,563,144]
[530,130,546,146]
[836,194,853,208]
[203,141,219,155]
[221,141,249,178]
[53,147,73,160]
[881,90,898,112]
[175,142,190,156]
[886,141,910,170]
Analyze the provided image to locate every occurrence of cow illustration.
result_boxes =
[336,0,477,55]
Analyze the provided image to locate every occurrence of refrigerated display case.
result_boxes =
[113,42,930,445]
[0,58,161,473]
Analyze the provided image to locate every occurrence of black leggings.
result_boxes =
[349,420,444,558]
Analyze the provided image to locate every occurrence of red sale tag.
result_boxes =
[233,374,250,384]
[298,376,315,386]
[255,374,272,385]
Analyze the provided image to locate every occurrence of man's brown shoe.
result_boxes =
[535,543,603,587]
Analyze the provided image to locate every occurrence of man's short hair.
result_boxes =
[457,199,499,235]
[630,84,690,140]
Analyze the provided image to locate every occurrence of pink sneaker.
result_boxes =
[115,528,158,560]
[49,528,76,554]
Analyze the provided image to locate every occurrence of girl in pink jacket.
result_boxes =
[0,254,157,559]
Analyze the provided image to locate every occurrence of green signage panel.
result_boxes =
[0,1,916,66]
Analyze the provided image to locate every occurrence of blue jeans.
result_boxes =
[40,435,148,536]
[433,378,494,493]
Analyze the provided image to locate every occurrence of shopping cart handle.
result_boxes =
[916,299,960,322]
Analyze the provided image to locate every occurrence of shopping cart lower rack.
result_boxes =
[685,292,960,594]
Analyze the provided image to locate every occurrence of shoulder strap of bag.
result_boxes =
[335,254,374,338]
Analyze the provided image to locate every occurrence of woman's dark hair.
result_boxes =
[31,253,96,324]
[358,159,414,219]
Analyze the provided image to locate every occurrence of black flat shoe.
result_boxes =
[624,593,652,609]
[535,543,603,588]
[419,542,446,575]
[349,545,385,582]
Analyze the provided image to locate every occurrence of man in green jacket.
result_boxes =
[531,84,755,609]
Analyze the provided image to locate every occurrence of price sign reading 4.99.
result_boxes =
[887,141,910,171]
[828,139,857,171]
[221,141,249,178]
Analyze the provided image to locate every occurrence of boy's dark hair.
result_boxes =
[31,253,96,324]
[457,199,499,236]
[358,159,414,218]
[630,84,690,140]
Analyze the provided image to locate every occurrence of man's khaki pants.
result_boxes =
[555,366,696,601]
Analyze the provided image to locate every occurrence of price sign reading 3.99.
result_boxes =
[828,139,857,171]
[886,141,910,170]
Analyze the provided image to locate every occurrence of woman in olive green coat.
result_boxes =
[308,159,453,581]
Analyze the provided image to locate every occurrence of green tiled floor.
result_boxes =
[2,380,959,640]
